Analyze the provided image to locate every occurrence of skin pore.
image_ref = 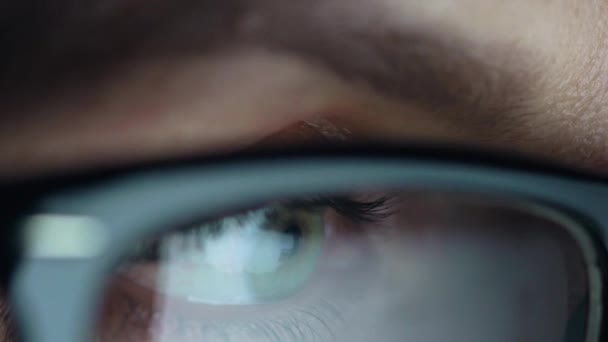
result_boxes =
[0,0,608,341]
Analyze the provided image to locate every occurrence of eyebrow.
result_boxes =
[0,0,535,126]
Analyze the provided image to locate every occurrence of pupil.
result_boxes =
[280,222,302,259]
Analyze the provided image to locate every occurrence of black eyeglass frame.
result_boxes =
[2,146,607,342]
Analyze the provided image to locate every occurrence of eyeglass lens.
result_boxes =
[90,191,593,342]
[1,190,592,342]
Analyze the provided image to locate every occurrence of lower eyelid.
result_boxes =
[98,274,345,342]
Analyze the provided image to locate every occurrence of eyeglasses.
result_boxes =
[1,146,606,342]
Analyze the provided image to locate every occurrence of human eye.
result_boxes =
[93,192,590,342]
[97,195,394,341]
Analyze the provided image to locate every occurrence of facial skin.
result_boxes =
[1,0,608,178]
[0,0,605,341]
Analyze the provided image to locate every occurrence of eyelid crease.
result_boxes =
[245,118,355,154]
[302,119,352,142]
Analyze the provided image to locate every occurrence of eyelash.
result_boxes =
[302,195,395,223]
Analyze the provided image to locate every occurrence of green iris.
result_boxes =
[138,205,325,305]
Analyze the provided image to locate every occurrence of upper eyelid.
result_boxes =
[290,195,396,223]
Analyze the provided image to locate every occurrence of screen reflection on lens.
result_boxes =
[95,191,591,342]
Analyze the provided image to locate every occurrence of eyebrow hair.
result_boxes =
[0,0,535,126]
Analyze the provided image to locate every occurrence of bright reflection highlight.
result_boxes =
[22,214,107,258]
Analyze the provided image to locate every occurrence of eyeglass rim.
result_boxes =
[3,147,608,342]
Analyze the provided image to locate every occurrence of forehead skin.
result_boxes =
[0,0,607,178]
